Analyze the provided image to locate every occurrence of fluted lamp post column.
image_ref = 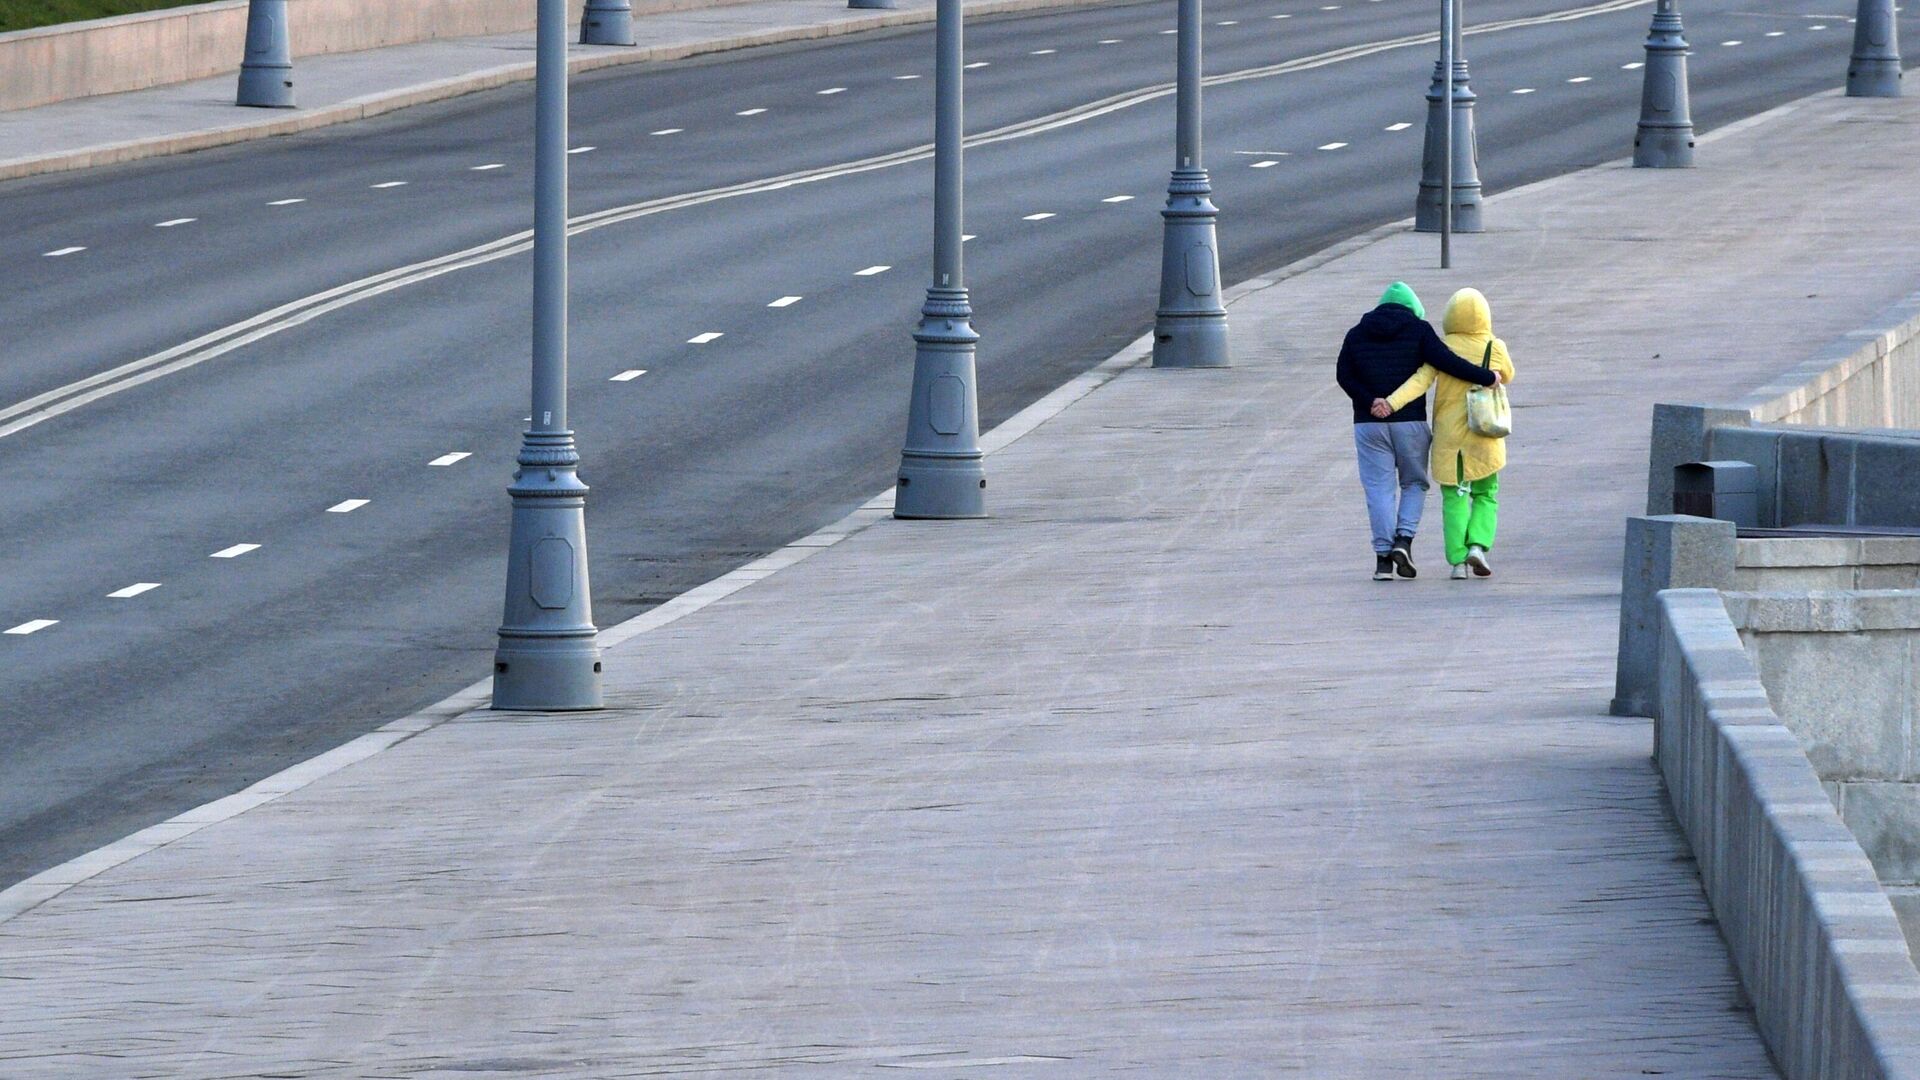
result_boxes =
[1151,0,1229,369]
[1416,0,1482,232]
[895,0,986,519]
[581,0,635,46]
[236,0,294,108]
[1633,0,1696,166]
[1846,0,1902,97]
[494,0,604,711]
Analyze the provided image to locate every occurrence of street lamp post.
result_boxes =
[894,0,986,519]
[581,0,636,46]
[1440,0,1453,268]
[1846,0,1902,97]
[1415,0,1481,233]
[493,0,604,711]
[1633,0,1696,165]
[236,0,295,108]
[1151,0,1230,369]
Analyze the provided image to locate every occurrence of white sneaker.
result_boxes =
[1450,564,1470,580]
[1466,546,1493,578]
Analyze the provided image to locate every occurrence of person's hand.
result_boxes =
[1370,398,1392,418]
[1495,370,1510,385]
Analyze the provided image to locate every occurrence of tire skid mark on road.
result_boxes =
[0,0,1653,446]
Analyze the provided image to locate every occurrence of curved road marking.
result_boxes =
[0,0,1651,445]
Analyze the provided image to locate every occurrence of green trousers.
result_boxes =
[1442,471,1500,566]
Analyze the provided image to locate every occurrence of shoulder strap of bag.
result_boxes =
[1481,340,1492,369]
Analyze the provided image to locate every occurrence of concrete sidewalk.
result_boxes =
[5,89,1920,1075]
[0,0,1091,183]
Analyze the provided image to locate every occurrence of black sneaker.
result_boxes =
[1373,554,1395,581]
[1390,535,1417,579]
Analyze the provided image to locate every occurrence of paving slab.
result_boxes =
[5,90,1920,1076]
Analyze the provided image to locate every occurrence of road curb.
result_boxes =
[0,0,1128,185]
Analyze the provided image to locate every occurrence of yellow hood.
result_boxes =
[1442,288,1492,337]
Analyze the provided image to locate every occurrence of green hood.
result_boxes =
[1378,281,1425,319]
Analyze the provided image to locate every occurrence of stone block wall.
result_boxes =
[1656,589,1920,1080]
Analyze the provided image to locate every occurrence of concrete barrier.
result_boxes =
[1656,588,1920,1080]
[0,0,765,113]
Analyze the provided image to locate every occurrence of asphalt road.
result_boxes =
[1,0,1911,888]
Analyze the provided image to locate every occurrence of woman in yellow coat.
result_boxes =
[1371,287,1514,579]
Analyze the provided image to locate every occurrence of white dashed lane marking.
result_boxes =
[1513,87,1537,94]
[1251,159,1281,168]
[1270,12,1292,17]
[963,234,977,242]
[687,332,725,344]
[1031,48,1058,53]
[610,369,647,381]
[1386,122,1413,131]
[210,543,260,559]
[1098,39,1122,44]
[568,145,597,153]
[326,499,370,514]
[43,247,85,257]
[1160,27,1178,33]
[894,74,921,79]
[768,295,803,307]
[1810,24,1828,29]
[1766,30,1785,35]
[818,87,847,95]
[268,198,306,206]
[1023,212,1057,220]
[1568,75,1592,82]
[108,583,161,599]
[965,61,990,68]
[1623,61,1645,68]
[471,163,505,171]
[1102,195,1134,203]
[1318,142,1349,150]
[155,218,197,227]
[736,108,767,116]
[856,265,892,276]
[1217,20,1239,25]
[4,619,56,636]
[652,128,683,135]
[1721,38,1743,45]
[371,181,408,189]
[429,452,471,467]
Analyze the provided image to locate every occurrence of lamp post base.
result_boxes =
[1151,167,1230,369]
[580,0,635,45]
[896,289,987,520]
[236,65,295,108]
[492,432,604,712]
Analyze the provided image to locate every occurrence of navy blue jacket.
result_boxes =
[1335,303,1497,424]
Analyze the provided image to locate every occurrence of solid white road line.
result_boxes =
[428,452,471,466]
[471,163,505,171]
[43,247,85,257]
[610,369,647,381]
[1023,212,1056,220]
[267,198,305,206]
[326,499,370,513]
[1318,141,1349,149]
[1102,195,1134,202]
[687,331,725,344]
[371,181,408,189]
[652,128,684,135]
[768,295,803,307]
[155,218,197,227]
[4,620,56,636]
[210,544,260,559]
[569,145,597,153]
[108,583,162,599]
[818,87,847,95]
[1385,121,1413,130]
[856,265,891,276]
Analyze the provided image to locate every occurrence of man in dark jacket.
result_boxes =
[1336,281,1499,581]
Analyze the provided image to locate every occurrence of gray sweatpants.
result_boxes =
[1353,421,1434,554]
